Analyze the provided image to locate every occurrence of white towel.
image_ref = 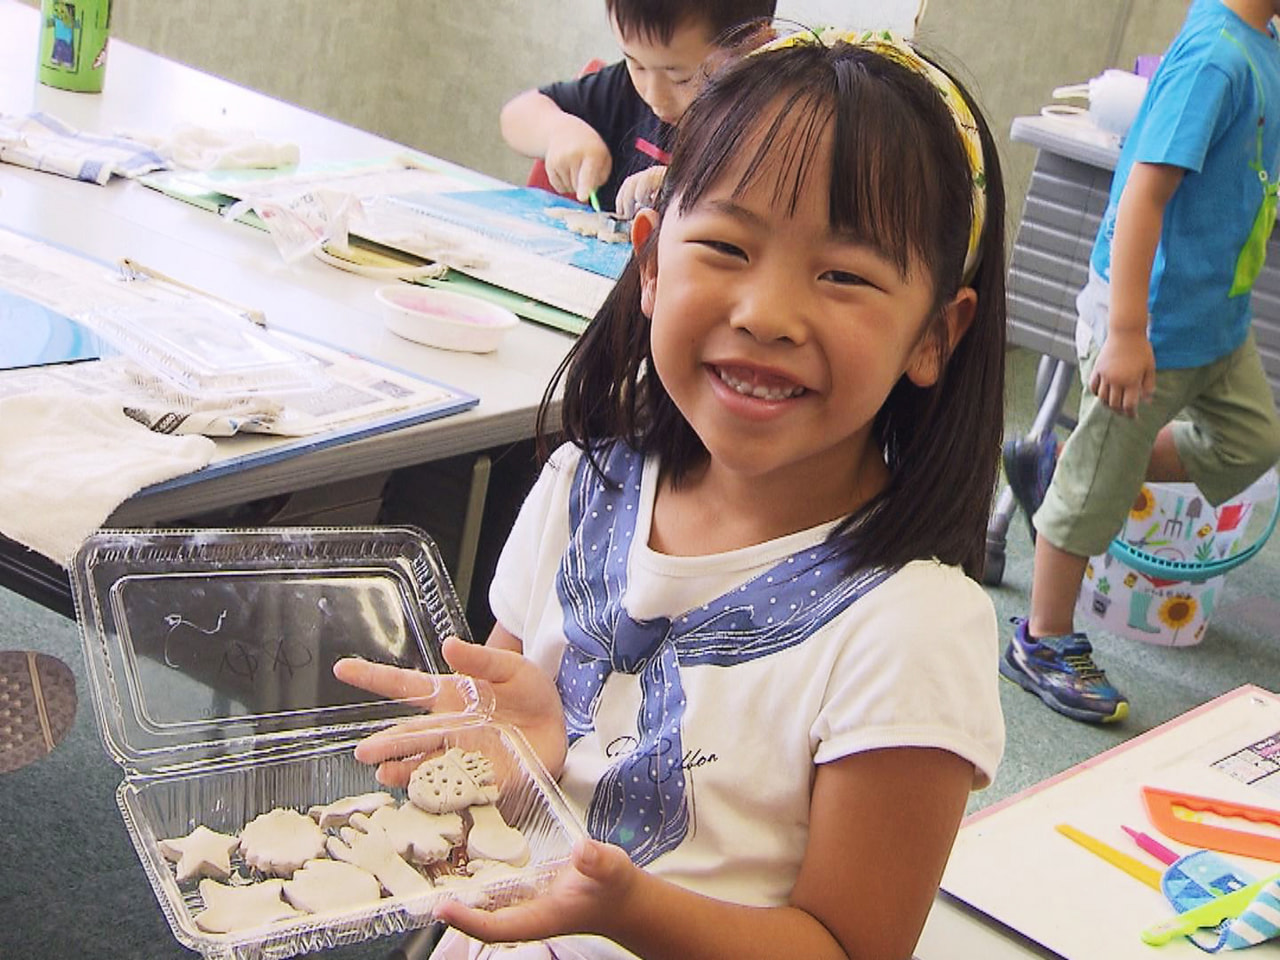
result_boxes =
[0,393,215,566]
[0,112,167,185]
[131,122,300,171]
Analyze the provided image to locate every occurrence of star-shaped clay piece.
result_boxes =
[466,804,529,867]
[367,802,464,864]
[159,825,240,882]
[283,858,383,914]
[238,808,328,877]
[408,747,499,814]
[307,791,396,829]
[194,878,305,933]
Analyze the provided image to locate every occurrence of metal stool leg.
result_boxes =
[984,358,1077,585]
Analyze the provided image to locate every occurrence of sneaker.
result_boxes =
[1000,618,1129,723]
[0,650,77,773]
[1003,435,1058,543]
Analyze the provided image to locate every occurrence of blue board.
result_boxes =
[387,187,632,280]
[1,288,106,370]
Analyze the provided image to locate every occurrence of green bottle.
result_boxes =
[38,0,112,93]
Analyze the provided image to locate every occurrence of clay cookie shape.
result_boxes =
[159,824,240,882]
[433,858,523,890]
[466,804,530,867]
[238,808,328,877]
[283,858,383,915]
[367,802,464,865]
[326,813,433,899]
[194,878,305,933]
[307,791,395,829]
[408,747,499,814]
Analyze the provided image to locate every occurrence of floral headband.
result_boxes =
[751,27,987,281]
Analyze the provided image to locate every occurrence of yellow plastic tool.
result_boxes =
[1055,823,1163,890]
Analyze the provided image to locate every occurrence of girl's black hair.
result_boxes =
[537,38,1007,581]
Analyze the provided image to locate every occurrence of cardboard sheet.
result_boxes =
[943,686,1280,958]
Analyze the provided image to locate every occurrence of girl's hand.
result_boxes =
[333,636,568,782]
[544,115,612,204]
[614,165,666,219]
[434,838,639,943]
[1089,329,1156,418]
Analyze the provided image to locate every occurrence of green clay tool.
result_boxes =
[1142,872,1280,945]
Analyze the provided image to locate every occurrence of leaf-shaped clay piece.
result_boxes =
[307,791,396,829]
[283,858,383,914]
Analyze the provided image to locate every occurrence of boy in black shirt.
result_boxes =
[501,0,776,214]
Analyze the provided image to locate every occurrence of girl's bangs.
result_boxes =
[666,45,970,286]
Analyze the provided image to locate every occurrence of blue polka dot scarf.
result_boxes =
[554,442,893,866]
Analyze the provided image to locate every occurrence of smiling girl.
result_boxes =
[339,27,1009,960]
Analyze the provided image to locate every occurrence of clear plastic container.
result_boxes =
[71,526,583,960]
[77,302,325,402]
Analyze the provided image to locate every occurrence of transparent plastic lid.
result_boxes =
[77,302,324,400]
[70,526,479,775]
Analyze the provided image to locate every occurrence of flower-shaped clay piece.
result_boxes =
[159,824,240,882]
[238,808,328,877]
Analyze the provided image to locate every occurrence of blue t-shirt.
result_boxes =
[1090,0,1280,368]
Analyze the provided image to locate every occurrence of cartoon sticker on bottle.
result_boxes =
[46,2,81,71]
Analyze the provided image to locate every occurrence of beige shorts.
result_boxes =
[1034,330,1280,558]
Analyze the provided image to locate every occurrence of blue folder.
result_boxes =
[1,288,106,370]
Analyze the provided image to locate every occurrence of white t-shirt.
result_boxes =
[487,443,1005,955]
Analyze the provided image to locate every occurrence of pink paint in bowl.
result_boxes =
[375,285,519,353]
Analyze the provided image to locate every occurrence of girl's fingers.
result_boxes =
[441,635,522,683]
[373,757,423,787]
[353,715,452,763]
[571,838,623,883]
[432,899,540,943]
[333,657,442,705]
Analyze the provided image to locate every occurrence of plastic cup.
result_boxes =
[38,0,111,94]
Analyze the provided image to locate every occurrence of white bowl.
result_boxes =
[375,284,519,353]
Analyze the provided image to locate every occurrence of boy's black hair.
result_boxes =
[538,39,1007,581]
[605,0,777,44]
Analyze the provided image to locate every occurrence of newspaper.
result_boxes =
[143,157,616,319]
[0,336,460,438]
[0,227,470,438]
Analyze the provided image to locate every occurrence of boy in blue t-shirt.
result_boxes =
[500,0,775,215]
[1003,0,1280,723]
